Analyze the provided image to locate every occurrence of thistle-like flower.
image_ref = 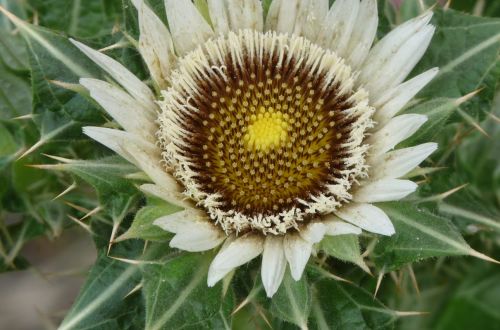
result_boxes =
[73,0,438,297]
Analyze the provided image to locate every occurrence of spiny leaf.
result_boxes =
[117,199,182,242]
[142,253,232,330]
[311,279,400,330]
[320,235,370,273]
[270,271,311,329]
[373,202,497,271]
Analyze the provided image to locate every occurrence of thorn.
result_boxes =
[361,238,377,258]
[99,40,130,52]
[232,284,262,315]
[407,265,420,296]
[457,108,490,138]
[468,249,500,264]
[374,267,385,298]
[487,111,500,124]
[27,163,65,170]
[67,215,93,234]
[48,80,86,94]
[416,184,468,203]
[108,221,120,255]
[314,265,353,284]
[389,271,400,287]
[52,182,77,201]
[404,166,446,178]
[42,154,75,163]
[124,282,143,299]
[12,114,34,120]
[64,201,91,214]
[232,298,251,316]
[81,206,102,221]
[454,89,483,106]
[444,0,452,10]
[253,303,272,329]
[357,260,372,276]
[18,139,45,160]
[108,256,150,265]
[113,233,129,243]
[394,311,429,317]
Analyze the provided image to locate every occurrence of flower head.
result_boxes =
[74,0,438,297]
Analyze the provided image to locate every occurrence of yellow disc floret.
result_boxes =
[244,107,289,151]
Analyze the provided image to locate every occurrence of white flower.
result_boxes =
[73,0,438,297]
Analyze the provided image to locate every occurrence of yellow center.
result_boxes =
[244,107,289,151]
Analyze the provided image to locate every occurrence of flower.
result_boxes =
[73,0,438,297]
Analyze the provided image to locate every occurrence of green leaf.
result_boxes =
[41,156,138,198]
[0,123,18,157]
[142,253,230,330]
[414,9,500,119]
[400,98,458,147]
[310,279,398,330]
[27,0,123,38]
[118,200,182,242]
[270,271,311,329]
[0,61,31,119]
[320,235,368,272]
[0,27,29,71]
[373,202,492,271]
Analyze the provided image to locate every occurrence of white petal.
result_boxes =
[284,234,312,281]
[207,235,264,286]
[336,203,395,236]
[170,224,225,252]
[133,0,176,89]
[364,24,435,98]
[153,208,205,234]
[226,0,263,32]
[207,0,230,35]
[80,78,156,141]
[154,209,224,252]
[316,0,359,56]
[261,236,287,297]
[70,39,156,111]
[265,0,298,33]
[299,222,326,244]
[345,0,378,69]
[353,179,418,203]
[323,218,362,236]
[368,114,428,157]
[123,144,181,193]
[371,143,438,180]
[361,12,432,76]
[164,0,214,55]
[139,183,191,209]
[374,68,439,125]
[359,12,433,95]
[83,126,154,165]
[293,0,329,41]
